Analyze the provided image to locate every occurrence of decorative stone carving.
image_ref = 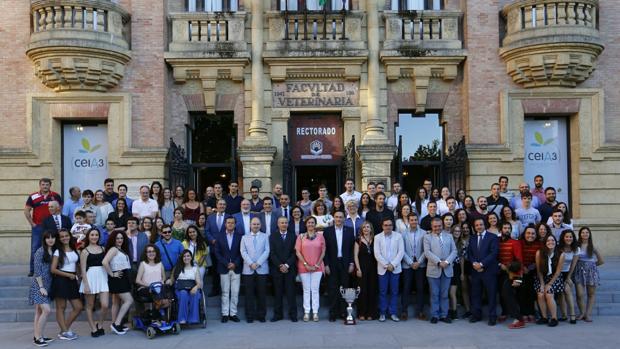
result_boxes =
[26,0,131,92]
[500,0,604,88]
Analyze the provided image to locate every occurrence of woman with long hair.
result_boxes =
[454,208,469,227]
[150,181,165,209]
[536,223,551,243]
[353,221,378,320]
[196,213,208,236]
[173,186,185,210]
[486,212,501,236]
[458,222,472,318]
[430,187,441,202]
[102,231,133,335]
[557,229,580,324]
[182,225,209,283]
[160,188,176,225]
[140,216,155,243]
[29,231,56,347]
[449,225,463,319]
[462,195,476,216]
[171,208,189,241]
[455,189,466,209]
[535,234,565,327]
[500,205,521,240]
[331,196,345,216]
[182,188,204,225]
[79,228,109,337]
[413,187,429,218]
[394,192,411,218]
[574,227,604,322]
[170,250,202,324]
[311,199,333,231]
[519,224,542,323]
[50,229,83,340]
[152,217,165,244]
[395,204,412,234]
[358,193,373,219]
[94,190,115,228]
[107,198,129,231]
[295,216,326,322]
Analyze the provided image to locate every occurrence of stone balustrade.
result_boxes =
[168,11,248,57]
[500,0,603,88]
[27,0,131,92]
[382,10,463,56]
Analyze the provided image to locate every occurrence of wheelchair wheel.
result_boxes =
[172,322,181,335]
[146,326,156,339]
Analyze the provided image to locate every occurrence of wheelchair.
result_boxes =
[173,281,208,329]
[132,282,181,339]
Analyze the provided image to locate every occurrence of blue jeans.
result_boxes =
[428,271,451,318]
[378,271,400,316]
[175,289,202,323]
[30,225,44,274]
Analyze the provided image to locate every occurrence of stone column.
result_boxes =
[238,0,276,195]
[363,0,386,144]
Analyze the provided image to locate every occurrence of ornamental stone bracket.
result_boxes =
[499,0,604,88]
[166,58,249,114]
[263,57,367,82]
[380,56,464,112]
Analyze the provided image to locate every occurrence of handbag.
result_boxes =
[175,279,197,291]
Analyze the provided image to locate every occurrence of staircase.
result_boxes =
[1,259,619,322]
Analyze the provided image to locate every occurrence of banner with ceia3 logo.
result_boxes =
[63,124,109,200]
[523,119,569,204]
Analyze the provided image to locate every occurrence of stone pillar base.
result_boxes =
[357,144,396,191]
[237,145,277,195]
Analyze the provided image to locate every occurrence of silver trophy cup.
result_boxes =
[339,286,361,325]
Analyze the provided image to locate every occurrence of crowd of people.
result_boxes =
[24,175,604,346]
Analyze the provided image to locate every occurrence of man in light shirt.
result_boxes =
[340,178,362,205]
[401,213,427,321]
[386,182,402,212]
[374,218,404,322]
[132,185,159,219]
[240,217,270,323]
[233,199,256,236]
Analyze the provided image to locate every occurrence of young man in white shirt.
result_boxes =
[340,178,362,205]
[386,182,402,212]
[515,192,541,233]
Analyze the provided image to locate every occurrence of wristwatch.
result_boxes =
[303,262,308,266]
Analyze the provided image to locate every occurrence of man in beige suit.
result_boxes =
[374,217,404,322]
[424,217,457,324]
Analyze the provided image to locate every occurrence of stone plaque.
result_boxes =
[272,81,359,108]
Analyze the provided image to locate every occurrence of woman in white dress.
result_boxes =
[79,228,109,337]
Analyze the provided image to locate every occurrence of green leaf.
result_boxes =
[544,138,555,145]
[90,144,101,153]
[534,132,543,145]
[81,138,90,151]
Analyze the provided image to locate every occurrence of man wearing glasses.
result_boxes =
[155,224,184,278]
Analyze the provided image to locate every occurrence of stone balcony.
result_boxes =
[500,0,604,88]
[26,0,131,92]
[381,10,464,58]
[263,10,367,58]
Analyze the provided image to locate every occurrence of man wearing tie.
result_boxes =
[214,216,243,323]
[273,194,292,221]
[374,217,404,322]
[401,213,427,321]
[269,216,298,322]
[467,217,500,325]
[424,217,457,324]
[233,199,256,236]
[41,201,72,234]
[258,197,277,236]
[323,211,355,321]
[240,217,270,323]
[206,199,229,297]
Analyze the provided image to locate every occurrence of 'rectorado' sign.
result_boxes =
[272,81,359,108]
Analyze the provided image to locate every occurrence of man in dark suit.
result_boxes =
[214,216,243,323]
[41,200,72,234]
[232,199,257,236]
[269,216,298,322]
[205,198,230,297]
[467,217,500,325]
[324,211,355,322]
[258,197,278,236]
[272,194,292,221]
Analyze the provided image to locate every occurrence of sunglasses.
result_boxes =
[162,231,172,234]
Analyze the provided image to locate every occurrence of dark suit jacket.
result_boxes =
[232,212,258,235]
[127,231,150,263]
[205,212,230,242]
[467,231,499,275]
[323,225,355,268]
[269,230,297,274]
[287,220,306,236]
[258,211,279,235]
[41,214,72,234]
[214,231,243,274]
[273,206,292,221]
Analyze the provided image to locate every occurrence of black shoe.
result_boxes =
[90,330,100,338]
[430,317,438,324]
[230,315,240,322]
[270,316,282,322]
[33,338,47,347]
[221,316,229,323]
[111,323,127,335]
[488,318,497,326]
[449,310,457,320]
[258,317,266,323]
[469,316,481,323]
[462,311,472,319]
[290,317,298,323]
[536,317,549,325]
[42,337,54,343]
[96,323,104,336]
[548,318,559,327]
[558,317,567,322]
[247,319,254,323]
[440,317,452,324]
[208,290,221,297]
[28,272,34,277]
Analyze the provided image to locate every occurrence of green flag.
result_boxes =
[319,0,327,7]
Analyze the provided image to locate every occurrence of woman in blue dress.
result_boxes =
[29,231,56,347]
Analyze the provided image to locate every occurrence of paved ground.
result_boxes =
[2,315,618,349]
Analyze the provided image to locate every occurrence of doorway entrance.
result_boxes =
[294,166,340,202]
